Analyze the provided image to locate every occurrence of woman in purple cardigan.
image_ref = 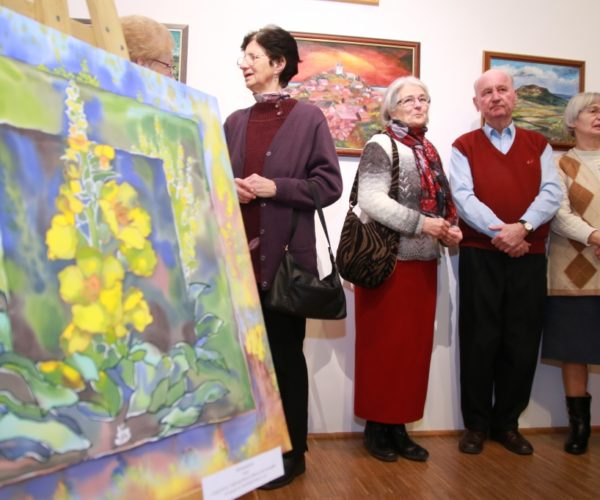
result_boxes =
[223,25,342,489]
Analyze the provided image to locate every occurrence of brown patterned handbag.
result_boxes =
[335,133,400,288]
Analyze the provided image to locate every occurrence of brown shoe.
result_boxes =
[458,429,486,454]
[490,430,533,455]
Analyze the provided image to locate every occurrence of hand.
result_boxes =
[422,217,450,239]
[234,178,256,204]
[441,225,463,247]
[589,230,600,260]
[506,240,530,258]
[489,222,528,253]
[244,173,277,198]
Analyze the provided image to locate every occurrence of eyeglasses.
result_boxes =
[150,59,174,73]
[237,53,268,66]
[581,105,600,117]
[397,95,431,108]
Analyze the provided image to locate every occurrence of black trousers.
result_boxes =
[260,293,308,456]
[458,247,546,432]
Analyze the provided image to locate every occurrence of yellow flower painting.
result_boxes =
[0,9,287,498]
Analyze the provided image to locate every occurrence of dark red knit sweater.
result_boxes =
[242,98,297,279]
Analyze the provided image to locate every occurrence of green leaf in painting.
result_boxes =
[147,377,170,413]
[67,353,99,382]
[126,361,156,417]
[90,371,122,417]
[0,352,42,380]
[77,400,112,421]
[194,313,224,339]
[119,358,135,387]
[196,350,228,372]
[130,342,163,366]
[174,342,197,368]
[165,378,186,407]
[169,352,190,386]
[0,391,44,420]
[129,350,146,362]
[188,281,211,302]
[189,380,228,407]
[159,406,200,432]
[0,413,91,455]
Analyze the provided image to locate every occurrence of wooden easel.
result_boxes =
[0,0,129,59]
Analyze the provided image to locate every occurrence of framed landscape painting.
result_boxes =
[290,32,420,156]
[484,51,585,149]
[166,23,188,83]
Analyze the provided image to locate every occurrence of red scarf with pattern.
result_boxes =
[387,120,457,224]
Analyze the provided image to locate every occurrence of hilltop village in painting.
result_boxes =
[289,64,382,146]
[289,36,418,152]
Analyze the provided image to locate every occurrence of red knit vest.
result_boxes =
[453,128,550,253]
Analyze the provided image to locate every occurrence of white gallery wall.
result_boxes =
[68,0,600,433]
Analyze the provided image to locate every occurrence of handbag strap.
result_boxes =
[348,131,400,209]
[287,183,337,269]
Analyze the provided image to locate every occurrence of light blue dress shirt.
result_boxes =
[449,122,562,238]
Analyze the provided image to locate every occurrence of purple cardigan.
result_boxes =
[224,100,342,291]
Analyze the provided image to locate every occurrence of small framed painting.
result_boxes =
[166,23,188,83]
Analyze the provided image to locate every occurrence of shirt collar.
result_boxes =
[483,121,515,140]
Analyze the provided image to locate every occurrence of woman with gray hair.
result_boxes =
[542,91,600,454]
[353,76,461,462]
[121,15,174,78]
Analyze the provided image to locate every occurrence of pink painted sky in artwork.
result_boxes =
[293,41,414,87]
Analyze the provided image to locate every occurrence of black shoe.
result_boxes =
[364,421,398,462]
[565,395,591,455]
[490,429,533,455]
[458,429,486,454]
[390,424,429,462]
[259,453,306,490]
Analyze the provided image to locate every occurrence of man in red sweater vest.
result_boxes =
[449,69,562,455]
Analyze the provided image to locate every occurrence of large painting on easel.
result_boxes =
[0,6,288,496]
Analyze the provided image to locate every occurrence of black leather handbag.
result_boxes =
[264,183,347,320]
[336,133,401,288]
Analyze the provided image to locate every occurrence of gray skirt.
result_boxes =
[542,296,600,364]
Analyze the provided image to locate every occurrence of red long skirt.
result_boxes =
[354,259,437,424]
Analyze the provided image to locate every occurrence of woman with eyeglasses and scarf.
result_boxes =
[223,25,342,489]
[543,92,600,455]
[353,76,461,463]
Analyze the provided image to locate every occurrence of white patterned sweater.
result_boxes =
[356,133,441,261]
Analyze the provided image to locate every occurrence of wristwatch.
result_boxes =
[518,219,534,233]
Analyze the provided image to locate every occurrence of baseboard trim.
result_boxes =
[309,426,600,440]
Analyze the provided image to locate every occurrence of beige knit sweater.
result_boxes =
[548,150,600,295]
